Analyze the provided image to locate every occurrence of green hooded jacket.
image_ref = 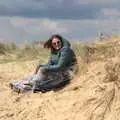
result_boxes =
[38,38,77,71]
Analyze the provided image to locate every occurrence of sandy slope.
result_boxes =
[0,57,120,120]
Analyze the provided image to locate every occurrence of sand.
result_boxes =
[0,57,120,120]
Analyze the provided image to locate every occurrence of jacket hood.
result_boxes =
[62,38,71,48]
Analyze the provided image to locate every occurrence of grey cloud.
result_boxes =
[0,0,119,19]
[0,17,120,43]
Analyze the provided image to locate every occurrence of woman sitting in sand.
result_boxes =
[9,34,78,93]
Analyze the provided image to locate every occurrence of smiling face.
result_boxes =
[52,37,62,50]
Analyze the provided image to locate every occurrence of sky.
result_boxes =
[0,0,120,43]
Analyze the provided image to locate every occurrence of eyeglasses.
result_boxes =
[52,41,61,46]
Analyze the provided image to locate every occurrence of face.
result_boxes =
[52,38,62,50]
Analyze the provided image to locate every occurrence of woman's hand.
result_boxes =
[37,67,45,74]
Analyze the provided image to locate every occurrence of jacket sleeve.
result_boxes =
[36,56,52,70]
[37,57,52,68]
[43,47,72,71]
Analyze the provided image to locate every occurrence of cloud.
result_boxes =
[101,8,120,19]
[0,17,68,43]
[0,0,119,19]
[76,0,118,4]
[0,1,119,43]
[0,16,120,43]
[0,17,28,42]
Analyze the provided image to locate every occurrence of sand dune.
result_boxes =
[0,37,120,120]
[0,57,120,120]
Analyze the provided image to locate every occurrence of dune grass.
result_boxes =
[0,36,120,65]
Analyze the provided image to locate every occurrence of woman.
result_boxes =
[9,34,78,93]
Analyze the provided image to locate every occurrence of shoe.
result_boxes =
[9,83,14,89]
